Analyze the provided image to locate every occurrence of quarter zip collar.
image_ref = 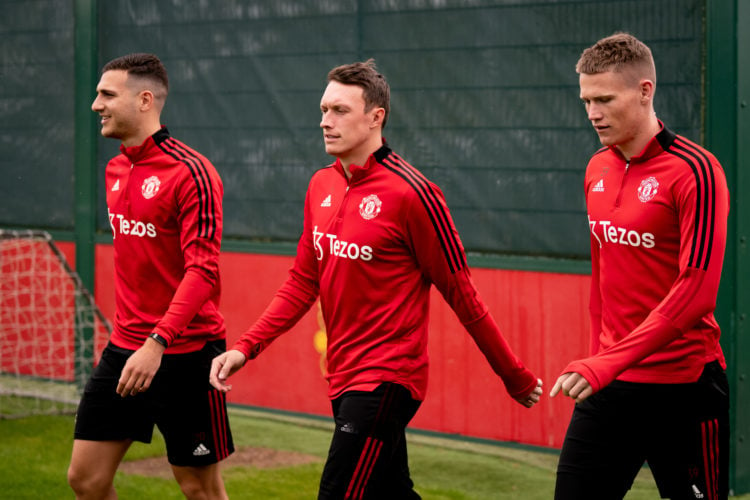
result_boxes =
[608,120,674,165]
[120,127,170,164]
[332,141,392,184]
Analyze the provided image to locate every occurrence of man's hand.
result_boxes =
[209,350,247,392]
[550,372,593,403]
[515,378,543,408]
[116,337,165,397]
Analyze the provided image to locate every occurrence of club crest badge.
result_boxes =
[637,177,659,203]
[359,194,382,220]
[141,176,161,199]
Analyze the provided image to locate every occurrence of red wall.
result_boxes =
[93,245,590,449]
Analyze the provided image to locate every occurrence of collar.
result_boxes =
[609,120,676,163]
[119,127,170,163]
[332,140,392,180]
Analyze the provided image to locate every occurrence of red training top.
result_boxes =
[232,144,537,401]
[105,127,226,353]
[562,124,729,393]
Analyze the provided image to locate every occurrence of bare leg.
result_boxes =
[171,463,228,500]
[68,439,132,500]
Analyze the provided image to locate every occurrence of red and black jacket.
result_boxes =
[106,127,225,353]
[233,143,537,401]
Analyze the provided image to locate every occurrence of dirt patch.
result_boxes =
[119,446,321,479]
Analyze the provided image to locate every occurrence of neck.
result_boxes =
[122,121,161,148]
[618,113,660,160]
[339,135,383,179]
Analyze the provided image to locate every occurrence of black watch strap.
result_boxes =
[148,332,168,348]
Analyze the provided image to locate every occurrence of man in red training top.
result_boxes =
[68,53,233,500]
[210,59,543,499]
[551,33,730,500]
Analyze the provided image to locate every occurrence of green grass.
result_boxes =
[1,407,748,499]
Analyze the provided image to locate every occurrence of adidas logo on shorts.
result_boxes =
[193,443,211,456]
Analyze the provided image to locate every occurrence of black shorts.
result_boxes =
[318,382,422,500]
[555,361,729,500]
[74,340,234,467]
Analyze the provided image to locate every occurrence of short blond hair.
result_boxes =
[576,32,656,85]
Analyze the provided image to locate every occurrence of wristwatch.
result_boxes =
[148,332,168,348]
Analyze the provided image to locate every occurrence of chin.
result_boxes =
[324,146,343,157]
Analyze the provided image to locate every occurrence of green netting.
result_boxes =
[0,0,76,229]
[0,0,703,259]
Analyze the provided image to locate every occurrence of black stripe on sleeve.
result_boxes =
[381,153,466,273]
[158,138,217,239]
[667,139,716,270]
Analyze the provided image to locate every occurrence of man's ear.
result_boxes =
[370,107,385,129]
[639,79,655,104]
[138,90,155,111]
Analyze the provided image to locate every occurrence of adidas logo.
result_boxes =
[592,179,604,192]
[111,179,120,191]
[691,485,704,499]
[192,443,211,456]
[340,422,356,434]
[321,194,332,207]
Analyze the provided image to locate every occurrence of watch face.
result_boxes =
[150,333,167,347]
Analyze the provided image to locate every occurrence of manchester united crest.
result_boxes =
[637,177,659,203]
[359,194,382,220]
[141,176,161,199]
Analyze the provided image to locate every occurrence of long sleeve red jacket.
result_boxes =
[232,144,537,401]
[562,124,729,393]
[106,128,226,353]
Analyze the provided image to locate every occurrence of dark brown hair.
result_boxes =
[102,53,169,95]
[328,59,390,128]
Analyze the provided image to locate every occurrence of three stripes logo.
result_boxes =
[193,443,211,456]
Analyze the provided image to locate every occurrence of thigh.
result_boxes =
[156,340,234,467]
[555,383,646,500]
[318,383,421,500]
[74,344,155,443]
[648,362,730,500]
[69,438,132,486]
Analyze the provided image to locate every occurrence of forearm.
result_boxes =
[564,310,681,393]
[464,312,537,399]
[232,277,318,359]
[153,266,215,344]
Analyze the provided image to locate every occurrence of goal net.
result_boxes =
[0,229,111,419]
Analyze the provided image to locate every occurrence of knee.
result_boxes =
[67,464,112,499]
[177,477,203,500]
[67,464,86,494]
[174,467,227,500]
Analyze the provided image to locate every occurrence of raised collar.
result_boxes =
[332,141,392,180]
[609,120,676,163]
[119,127,170,163]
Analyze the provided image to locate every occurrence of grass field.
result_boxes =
[1,404,747,499]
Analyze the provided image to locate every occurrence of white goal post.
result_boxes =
[0,229,111,418]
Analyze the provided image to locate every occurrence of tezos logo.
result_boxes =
[637,176,659,203]
[312,226,373,262]
[141,176,161,199]
[588,217,655,249]
[359,194,382,220]
[108,209,157,239]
